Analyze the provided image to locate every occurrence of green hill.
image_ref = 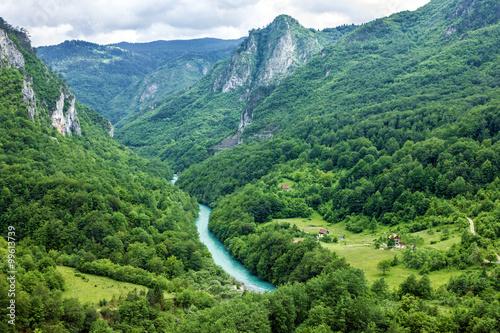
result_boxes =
[0,20,238,333]
[178,0,500,206]
[4,1,500,331]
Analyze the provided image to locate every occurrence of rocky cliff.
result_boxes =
[0,28,81,136]
[214,15,327,94]
[115,16,356,171]
[212,15,343,142]
[50,93,81,136]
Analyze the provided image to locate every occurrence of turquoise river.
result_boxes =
[195,204,276,293]
[172,175,275,292]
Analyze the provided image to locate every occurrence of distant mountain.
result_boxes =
[36,37,244,123]
[110,37,246,54]
[116,15,356,170]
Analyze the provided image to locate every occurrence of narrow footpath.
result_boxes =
[467,217,475,235]
[468,217,500,264]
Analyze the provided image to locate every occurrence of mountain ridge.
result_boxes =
[36,37,244,123]
[116,16,356,170]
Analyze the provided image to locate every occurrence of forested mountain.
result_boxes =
[4,0,500,331]
[36,38,244,123]
[0,20,242,332]
[179,0,500,206]
[116,15,356,171]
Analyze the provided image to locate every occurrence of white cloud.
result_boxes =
[28,24,74,46]
[0,0,431,46]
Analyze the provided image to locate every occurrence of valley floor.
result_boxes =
[270,212,494,289]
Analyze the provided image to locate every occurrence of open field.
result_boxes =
[57,266,152,306]
[271,212,467,289]
[277,178,298,189]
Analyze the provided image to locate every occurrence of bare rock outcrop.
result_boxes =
[51,93,81,136]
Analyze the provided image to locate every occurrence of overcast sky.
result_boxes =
[1,0,431,47]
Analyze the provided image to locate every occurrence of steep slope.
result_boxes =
[36,38,244,123]
[0,20,242,332]
[110,52,232,129]
[116,15,356,171]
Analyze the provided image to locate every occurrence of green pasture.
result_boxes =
[57,266,167,306]
[271,211,465,289]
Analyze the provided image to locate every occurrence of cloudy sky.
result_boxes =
[1,0,430,47]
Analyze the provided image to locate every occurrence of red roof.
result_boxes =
[319,229,329,234]
[281,184,289,189]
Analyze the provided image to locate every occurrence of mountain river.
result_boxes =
[172,175,275,292]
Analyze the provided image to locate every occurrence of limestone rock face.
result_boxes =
[108,120,114,137]
[215,34,257,93]
[0,30,39,120]
[51,93,81,136]
[214,15,322,94]
[22,80,38,120]
[0,29,25,69]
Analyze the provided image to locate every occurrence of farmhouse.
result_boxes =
[318,229,329,238]
[281,184,289,190]
[389,234,407,248]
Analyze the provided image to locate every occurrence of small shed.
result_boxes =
[281,184,290,190]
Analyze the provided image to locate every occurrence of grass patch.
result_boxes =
[278,178,297,190]
[57,266,160,306]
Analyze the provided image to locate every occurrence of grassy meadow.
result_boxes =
[270,211,466,289]
[57,266,154,306]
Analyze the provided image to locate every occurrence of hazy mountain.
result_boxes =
[36,37,244,123]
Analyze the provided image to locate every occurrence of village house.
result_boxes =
[389,233,400,246]
[281,184,290,190]
[388,234,406,248]
[319,229,329,238]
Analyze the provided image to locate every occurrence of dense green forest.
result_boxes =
[175,0,500,282]
[4,0,500,331]
[0,22,241,333]
[177,0,500,330]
